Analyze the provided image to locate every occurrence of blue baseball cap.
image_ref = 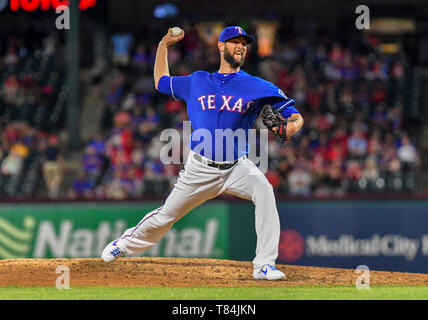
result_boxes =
[219,26,255,44]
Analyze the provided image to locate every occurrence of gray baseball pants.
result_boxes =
[115,150,281,269]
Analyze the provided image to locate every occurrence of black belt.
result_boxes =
[193,153,240,170]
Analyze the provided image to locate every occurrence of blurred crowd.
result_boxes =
[0,28,66,198]
[259,36,421,196]
[0,21,422,199]
[70,24,421,200]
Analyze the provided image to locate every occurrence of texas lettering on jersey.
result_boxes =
[157,70,300,161]
[197,95,250,113]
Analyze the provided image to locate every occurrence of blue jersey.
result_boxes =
[158,69,299,161]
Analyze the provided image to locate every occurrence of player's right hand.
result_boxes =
[160,28,185,47]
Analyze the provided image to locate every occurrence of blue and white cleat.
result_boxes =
[253,264,286,280]
[101,239,126,262]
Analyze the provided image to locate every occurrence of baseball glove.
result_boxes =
[261,105,289,142]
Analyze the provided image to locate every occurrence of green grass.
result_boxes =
[0,286,427,300]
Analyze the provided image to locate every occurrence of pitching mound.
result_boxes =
[0,257,427,287]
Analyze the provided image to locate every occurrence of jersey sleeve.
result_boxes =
[247,76,299,118]
[272,98,299,119]
[157,75,191,101]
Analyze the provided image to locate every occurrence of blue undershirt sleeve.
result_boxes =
[157,75,191,101]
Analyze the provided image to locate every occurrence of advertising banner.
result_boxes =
[277,201,428,273]
[2,199,427,273]
[0,202,230,259]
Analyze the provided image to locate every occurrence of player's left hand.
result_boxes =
[261,105,289,142]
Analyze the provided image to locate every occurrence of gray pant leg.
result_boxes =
[222,158,280,269]
[118,153,222,255]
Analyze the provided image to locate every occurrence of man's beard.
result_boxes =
[224,46,245,69]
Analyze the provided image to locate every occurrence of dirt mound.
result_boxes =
[1,257,427,287]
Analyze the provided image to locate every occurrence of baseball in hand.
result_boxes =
[171,27,182,37]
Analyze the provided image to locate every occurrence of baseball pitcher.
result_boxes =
[102,26,304,280]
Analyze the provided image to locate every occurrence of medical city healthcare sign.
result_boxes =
[277,200,428,273]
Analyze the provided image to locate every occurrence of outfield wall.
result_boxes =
[0,200,427,273]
